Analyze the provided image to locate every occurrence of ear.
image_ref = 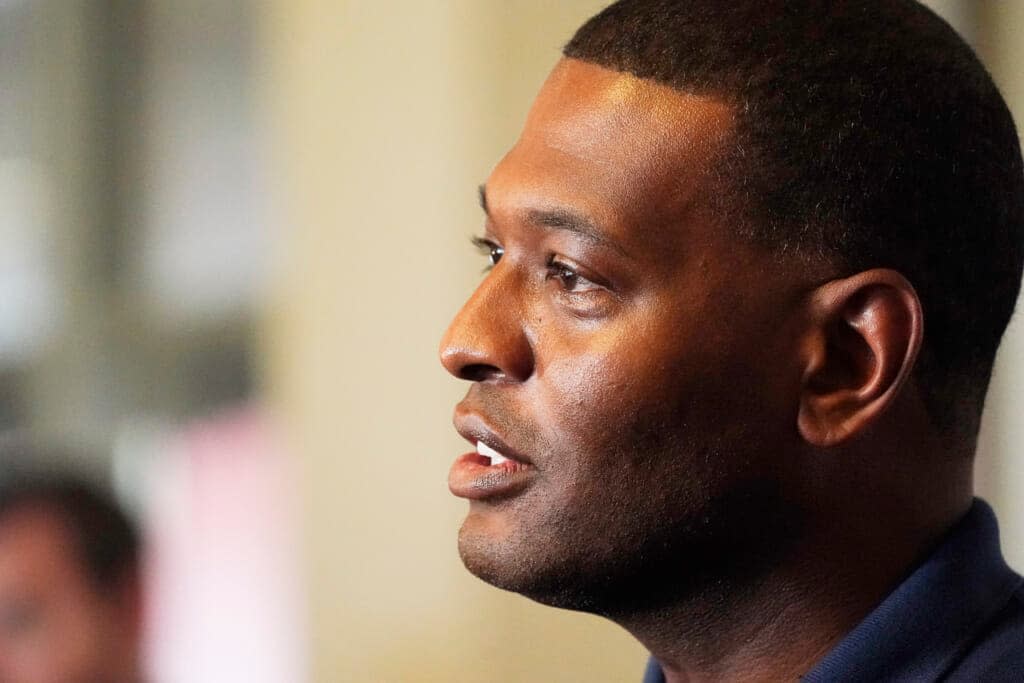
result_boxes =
[797,269,923,447]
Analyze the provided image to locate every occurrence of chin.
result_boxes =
[456,516,641,616]
[455,478,802,619]
[457,517,532,590]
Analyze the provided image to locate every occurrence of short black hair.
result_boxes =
[0,474,139,593]
[565,0,1024,431]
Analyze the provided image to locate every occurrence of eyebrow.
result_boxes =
[477,185,631,258]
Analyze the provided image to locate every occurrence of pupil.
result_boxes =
[490,247,503,265]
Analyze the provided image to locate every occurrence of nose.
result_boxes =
[439,266,534,384]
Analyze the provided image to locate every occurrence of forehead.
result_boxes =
[486,59,734,244]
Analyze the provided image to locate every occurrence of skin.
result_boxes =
[0,505,142,683]
[441,59,974,681]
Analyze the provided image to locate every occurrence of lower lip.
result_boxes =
[448,452,535,500]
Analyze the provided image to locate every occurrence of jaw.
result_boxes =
[457,464,806,618]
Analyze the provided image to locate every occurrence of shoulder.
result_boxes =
[946,583,1024,682]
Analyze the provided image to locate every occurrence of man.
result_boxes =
[440,1,1024,681]
[0,472,143,683]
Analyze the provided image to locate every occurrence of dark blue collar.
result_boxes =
[643,499,1022,683]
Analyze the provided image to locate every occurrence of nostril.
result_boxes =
[460,363,504,382]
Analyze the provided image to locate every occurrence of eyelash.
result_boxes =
[471,236,503,271]
[545,256,598,293]
[470,236,600,294]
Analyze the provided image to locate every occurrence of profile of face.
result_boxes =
[441,59,819,614]
[0,505,140,683]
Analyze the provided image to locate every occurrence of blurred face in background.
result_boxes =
[0,505,141,683]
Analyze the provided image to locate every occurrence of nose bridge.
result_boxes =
[440,265,534,383]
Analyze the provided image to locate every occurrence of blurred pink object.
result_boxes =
[143,407,306,683]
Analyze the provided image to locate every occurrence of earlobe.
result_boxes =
[797,269,923,447]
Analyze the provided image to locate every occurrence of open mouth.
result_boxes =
[449,437,535,500]
[476,439,509,466]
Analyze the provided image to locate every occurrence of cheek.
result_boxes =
[534,310,706,417]
[531,329,700,479]
[537,342,641,433]
[529,312,777,477]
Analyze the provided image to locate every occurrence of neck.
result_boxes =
[614,491,973,682]
[619,558,890,681]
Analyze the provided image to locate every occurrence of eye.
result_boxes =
[546,258,601,293]
[471,236,504,269]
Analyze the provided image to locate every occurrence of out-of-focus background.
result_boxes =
[0,1,1020,681]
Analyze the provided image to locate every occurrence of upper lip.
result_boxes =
[453,409,533,466]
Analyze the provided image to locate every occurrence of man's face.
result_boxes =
[441,59,810,613]
[0,506,138,683]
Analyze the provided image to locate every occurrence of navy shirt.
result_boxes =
[642,499,1024,682]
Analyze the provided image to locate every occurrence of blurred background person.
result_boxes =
[0,1,304,680]
[0,464,142,683]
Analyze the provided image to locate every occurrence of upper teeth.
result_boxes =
[477,441,508,465]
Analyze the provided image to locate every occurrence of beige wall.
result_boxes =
[263,1,1024,680]
[262,2,646,681]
